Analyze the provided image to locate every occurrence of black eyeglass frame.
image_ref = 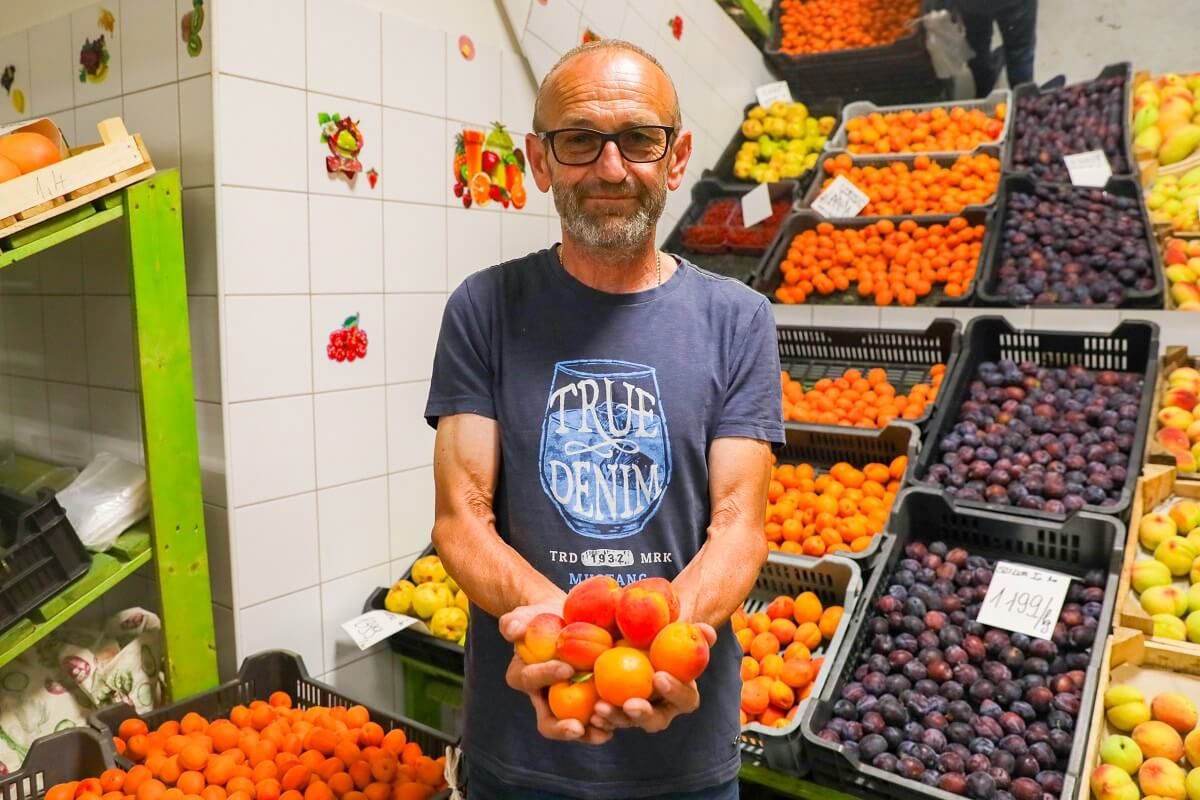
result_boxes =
[537,125,677,165]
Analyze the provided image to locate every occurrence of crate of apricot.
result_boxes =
[767,423,917,566]
[0,728,119,800]
[777,318,962,429]
[737,550,868,776]
[89,650,455,800]
[826,89,1011,158]
[756,211,989,306]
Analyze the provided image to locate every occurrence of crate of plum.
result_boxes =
[663,179,794,284]
[1008,63,1134,182]
[913,315,1159,522]
[801,486,1123,800]
[826,90,1012,160]
[976,175,1162,308]
[767,423,918,566]
[738,551,865,776]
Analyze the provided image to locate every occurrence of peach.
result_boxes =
[1135,720,1187,762]
[515,613,565,664]
[594,647,655,706]
[1139,756,1187,800]
[1091,764,1137,800]
[1174,367,1200,385]
[563,576,621,633]
[1187,419,1200,443]
[1168,389,1200,411]
[1143,512,1181,550]
[615,578,679,648]
[1173,500,1200,534]
[1160,427,1193,452]
[765,596,794,620]
[554,622,613,671]
[1153,692,1199,734]
[1157,538,1200,576]
[1179,449,1200,475]
[1162,407,1196,431]
[648,621,710,683]
[1186,728,1200,767]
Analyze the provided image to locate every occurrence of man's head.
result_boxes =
[527,40,692,255]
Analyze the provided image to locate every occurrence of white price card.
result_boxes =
[811,175,870,219]
[976,561,1072,640]
[741,182,772,228]
[755,80,793,108]
[1062,150,1112,188]
[342,609,420,651]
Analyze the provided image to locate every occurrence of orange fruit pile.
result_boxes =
[765,455,905,556]
[844,104,1007,155]
[60,697,448,800]
[782,365,945,427]
[777,0,918,55]
[773,217,986,306]
[733,593,843,728]
[816,152,1001,216]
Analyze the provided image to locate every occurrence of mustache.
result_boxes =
[570,180,642,199]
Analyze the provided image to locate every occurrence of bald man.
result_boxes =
[425,40,782,799]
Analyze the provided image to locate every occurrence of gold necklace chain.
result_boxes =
[656,250,662,287]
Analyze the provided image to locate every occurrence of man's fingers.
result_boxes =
[499,608,533,642]
[521,660,574,691]
[654,672,700,713]
[591,700,637,730]
[697,623,718,647]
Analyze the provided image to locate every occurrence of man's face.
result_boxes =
[529,51,691,252]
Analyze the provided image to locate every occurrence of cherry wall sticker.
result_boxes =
[182,0,205,58]
[452,123,527,210]
[318,112,379,187]
[327,315,368,363]
[668,15,684,40]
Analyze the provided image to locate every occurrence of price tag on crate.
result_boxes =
[740,182,772,228]
[977,561,1072,640]
[342,609,420,651]
[755,80,793,108]
[1063,150,1112,188]
[811,175,870,219]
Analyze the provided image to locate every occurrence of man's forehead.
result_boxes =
[540,51,676,126]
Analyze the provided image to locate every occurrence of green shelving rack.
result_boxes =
[0,169,219,700]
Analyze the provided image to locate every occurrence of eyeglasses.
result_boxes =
[539,125,675,166]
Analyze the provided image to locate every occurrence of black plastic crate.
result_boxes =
[799,486,1122,800]
[755,211,988,306]
[365,545,464,676]
[911,315,1160,522]
[706,99,843,193]
[824,90,1012,160]
[0,487,91,634]
[1006,62,1135,182]
[663,178,797,284]
[974,175,1163,308]
[0,728,118,798]
[778,318,962,429]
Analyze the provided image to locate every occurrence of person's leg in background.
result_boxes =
[960,11,999,97]
[996,0,1037,87]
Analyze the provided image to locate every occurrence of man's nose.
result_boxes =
[593,140,628,182]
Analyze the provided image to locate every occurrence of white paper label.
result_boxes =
[740,182,772,228]
[976,561,1071,640]
[755,80,793,108]
[1062,150,1112,188]
[342,609,420,651]
[811,175,870,219]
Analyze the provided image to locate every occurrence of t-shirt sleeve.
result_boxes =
[715,299,784,444]
[425,277,496,428]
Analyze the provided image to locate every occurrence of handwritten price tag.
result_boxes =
[755,81,793,108]
[976,561,1071,639]
[1063,150,1112,188]
[811,175,870,219]
[741,182,772,228]
[341,609,420,651]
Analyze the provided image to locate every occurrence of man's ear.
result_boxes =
[666,129,692,192]
[526,132,553,193]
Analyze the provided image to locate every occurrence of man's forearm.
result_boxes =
[671,519,768,630]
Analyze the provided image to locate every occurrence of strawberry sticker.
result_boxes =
[668,15,683,40]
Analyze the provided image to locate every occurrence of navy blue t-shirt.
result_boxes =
[425,247,784,798]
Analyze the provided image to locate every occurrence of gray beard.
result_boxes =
[552,175,668,252]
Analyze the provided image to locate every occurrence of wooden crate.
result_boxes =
[0,117,154,240]
[1117,464,1200,637]
[1083,627,1200,791]
[1145,347,1200,473]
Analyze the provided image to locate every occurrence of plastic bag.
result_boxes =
[924,9,974,80]
[56,453,150,552]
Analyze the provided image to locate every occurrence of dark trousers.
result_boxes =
[465,759,739,800]
[961,0,1037,96]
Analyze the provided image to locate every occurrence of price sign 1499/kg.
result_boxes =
[976,561,1071,640]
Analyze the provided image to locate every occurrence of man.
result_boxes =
[952,0,1037,96]
[425,39,783,799]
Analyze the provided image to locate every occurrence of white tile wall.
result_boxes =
[381,109,445,205]
[317,476,389,581]
[0,32,31,127]
[223,295,313,402]
[120,0,178,94]
[218,76,307,191]
[179,75,214,187]
[389,466,435,561]
[220,187,310,295]
[215,0,305,87]
[47,382,92,465]
[306,0,381,104]
[88,387,141,464]
[445,39,501,126]
[381,19,445,117]
[325,650,395,711]
[383,202,446,293]
[28,16,74,116]
[310,294,386,393]
[384,294,446,385]
[386,382,435,473]
[182,187,218,295]
[234,492,321,607]
[240,586,325,674]
[84,296,136,390]
[313,387,388,488]
[307,196,383,292]
[228,395,316,506]
[320,563,389,670]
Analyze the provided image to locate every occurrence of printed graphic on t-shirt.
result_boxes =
[539,359,671,539]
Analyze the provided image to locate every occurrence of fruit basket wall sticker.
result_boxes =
[452,123,527,210]
[318,112,379,188]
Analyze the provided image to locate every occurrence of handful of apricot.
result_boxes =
[517,576,711,726]
[66,696,447,800]
[734,592,842,729]
[782,365,944,427]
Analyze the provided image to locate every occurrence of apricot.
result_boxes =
[765,596,794,620]
[759,653,784,679]
[783,642,811,662]
[741,681,770,715]
[794,622,822,650]
[769,680,795,710]
[562,575,621,633]
[554,622,613,671]
[548,677,598,724]
[768,618,796,646]
[593,647,654,706]
[740,656,760,681]
[735,627,753,654]
[648,621,710,683]
[780,658,816,690]
[793,592,823,625]
[747,612,772,635]
[730,608,749,632]
[615,578,679,648]
[514,613,565,665]
[749,632,780,662]
[818,606,843,641]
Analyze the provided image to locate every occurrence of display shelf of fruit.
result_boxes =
[914,316,1158,521]
[802,147,1003,218]
[826,90,1011,159]
[1149,173,1200,237]
[1008,63,1134,183]
[1117,465,1200,644]
[801,486,1122,800]
[767,422,917,566]
[737,551,864,776]
[1147,350,1200,472]
[709,101,839,187]
[1132,70,1200,180]
[1084,627,1200,800]
[1163,237,1200,309]
[756,211,987,306]
[976,176,1162,308]
[778,319,962,429]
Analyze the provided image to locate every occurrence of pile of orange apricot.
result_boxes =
[843,104,1007,155]
[766,454,906,556]
[776,0,918,55]
[782,365,944,427]
[734,592,842,728]
[52,697,449,800]
[815,152,1001,216]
